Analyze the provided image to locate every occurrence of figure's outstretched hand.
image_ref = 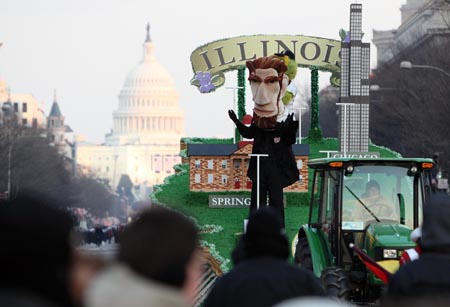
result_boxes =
[228,110,238,123]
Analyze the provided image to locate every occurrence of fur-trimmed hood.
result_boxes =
[84,263,188,307]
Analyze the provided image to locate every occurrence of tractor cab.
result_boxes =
[294,158,435,303]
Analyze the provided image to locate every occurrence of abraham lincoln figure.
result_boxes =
[228,55,299,227]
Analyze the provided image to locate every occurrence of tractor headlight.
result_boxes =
[383,249,397,259]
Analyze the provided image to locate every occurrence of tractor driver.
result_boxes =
[355,180,399,221]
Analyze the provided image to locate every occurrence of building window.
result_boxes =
[195,174,200,183]
[154,155,162,173]
[13,103,18,112]
[207,174,213,184]
[106,167,109,172]
[221,175,228,184]
[221,160,228,169]
[233,159,241,169]
[245,159,250,168]
[297,159,303,169]
[22,118,27,126]
[207,160,213,169]
[299,175,303,184]
[22,103,27,112]
[195,160,201,169]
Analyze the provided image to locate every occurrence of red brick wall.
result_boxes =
[189,155,308,192]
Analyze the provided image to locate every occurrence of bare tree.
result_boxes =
[370,27,450,176]
[0,124,73,202]
[301,85,339,138]
[0,124,121,216]
[73,176,124,219]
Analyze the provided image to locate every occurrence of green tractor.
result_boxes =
[294,157,435,303]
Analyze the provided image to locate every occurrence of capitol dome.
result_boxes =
[107,25,184,146]
[123,47,173,89]
[77,24,185,192]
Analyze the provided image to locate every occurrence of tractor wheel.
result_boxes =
[320,266,351,300]
[294,237,313,271]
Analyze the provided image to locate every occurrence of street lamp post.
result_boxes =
[370,85,421,102]
[293,107,307,144]
[400,61,450,80]
[243,153,269,232]
[7,133,47,200]
[399,62,450,158]
[225,86,244,143]
[248,153,269,209]
[336,103,355,157]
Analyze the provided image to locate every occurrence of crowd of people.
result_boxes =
[67,207,126,246]
[1,191,450,307]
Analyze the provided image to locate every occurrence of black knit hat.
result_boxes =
[244,207,289,259]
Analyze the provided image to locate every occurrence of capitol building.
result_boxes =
[77,26,184,196]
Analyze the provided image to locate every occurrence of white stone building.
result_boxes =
[77,25,185,195]
[0,78,47,129]
[373,0,450,65]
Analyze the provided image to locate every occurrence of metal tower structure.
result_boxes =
[338,4,371,155]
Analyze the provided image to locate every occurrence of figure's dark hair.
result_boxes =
[246,55,287,76]
[118,206,199,288]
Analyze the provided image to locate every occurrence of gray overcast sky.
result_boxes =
[0,0,406,143]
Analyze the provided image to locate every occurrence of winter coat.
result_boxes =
[386,254,450,299]
[204,257,324,307]
[0,290,61,307]
[385,194,450,300]
[234,117,299,188]
[84,263,188,307]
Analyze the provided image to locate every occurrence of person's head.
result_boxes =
[365,180,381,197]
[246,55,289,128]
[118,206,201,301]
[242,207,289,259]
[0,193,75,306]
[420,194,450,253]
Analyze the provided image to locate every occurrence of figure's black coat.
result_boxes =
[233,115,299,225]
